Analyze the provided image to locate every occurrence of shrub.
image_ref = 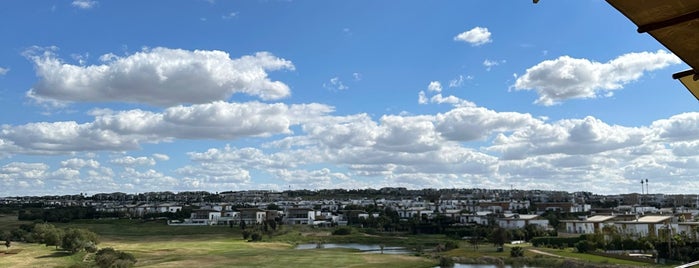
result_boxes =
[439,257,454,267]
[242,230,251,240]
[531,236,581,248]
[510,246,524,257]
[331,227,352,235]
[95,247,136,268]
[250,232,262,241]
[444,240,459,250]
[575,240,596,253]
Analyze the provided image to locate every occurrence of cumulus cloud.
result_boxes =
[651,112,699,142]
[0,101,333,154]
[72,0,97,9]
[61,158,100,169]
[152,153,170,161]
[454,27,492,46]
[427,81,442,92]
[435,106,540,141]
[489,116,648,160]
[26,47,295,107]
[110,156,156,166]
[418,81,475,107]
[513,50,681,106]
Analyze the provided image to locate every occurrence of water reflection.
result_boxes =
[295,243,412,254]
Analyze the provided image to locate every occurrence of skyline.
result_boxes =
[1,1,699,196]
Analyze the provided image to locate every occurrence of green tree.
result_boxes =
[266,203,281,211]
[61,228,99,254]
[33,223,63,249]
[490,227,508,247]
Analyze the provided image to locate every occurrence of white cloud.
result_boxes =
[435,106,539,141]
[0,67,8,75]
[0,101,333,155]
[72,0,97,9]
[454,27,492,46]
[61,158,100,169]
[448,75,472,88]
[418,91,428,104]
[26,47,295,107]
[651,112,699,142]
[111,156,156,166]
[483,59,504,71]
[419,81,475,107]
[427,81,442,92]
[152,153,170,161]
[489,116,648,160]
[512,50,681,106]
[323,77,348,91]
[121,168,179,191]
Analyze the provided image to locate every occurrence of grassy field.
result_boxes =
[0,215,438,268]
[0,214,678,268]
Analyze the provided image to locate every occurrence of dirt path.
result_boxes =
[527,248,568,259]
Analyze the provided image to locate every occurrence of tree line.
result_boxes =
[2,222,136,268]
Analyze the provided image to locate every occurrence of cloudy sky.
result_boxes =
[1,0,698,196]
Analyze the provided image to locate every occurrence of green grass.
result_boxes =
[531,247,674,267]
[2,216,678,268]
[1,242,86,268]
[1,217,438,268]
[2,236,437,268]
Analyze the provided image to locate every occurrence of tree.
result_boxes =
[239,220,247,230]
[33,223,63,249]
[266,203,281,211]
[490,227,508,247]
[61,228,99,254]
[4,239,10,249]
[267,219,277,231]
[468,235,481,251]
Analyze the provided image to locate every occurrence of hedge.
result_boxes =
[531,236,582,248]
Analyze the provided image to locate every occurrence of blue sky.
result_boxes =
[1,0,698,196]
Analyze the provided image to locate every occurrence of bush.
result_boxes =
[444,240,459,250]
[575,240,595,253]
[531,236,582,248]
[331,227,352,235]
[95,247,137,268]
[510,246,524,257]
[439,257,454,267]
[242,230,251,240]
[250,232,262,241]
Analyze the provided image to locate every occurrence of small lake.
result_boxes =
[295,243,412,254]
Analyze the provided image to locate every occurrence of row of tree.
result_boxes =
[574,225,699,262]
[3,222,136,267]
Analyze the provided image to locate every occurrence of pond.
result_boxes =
[295,243,413,254]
